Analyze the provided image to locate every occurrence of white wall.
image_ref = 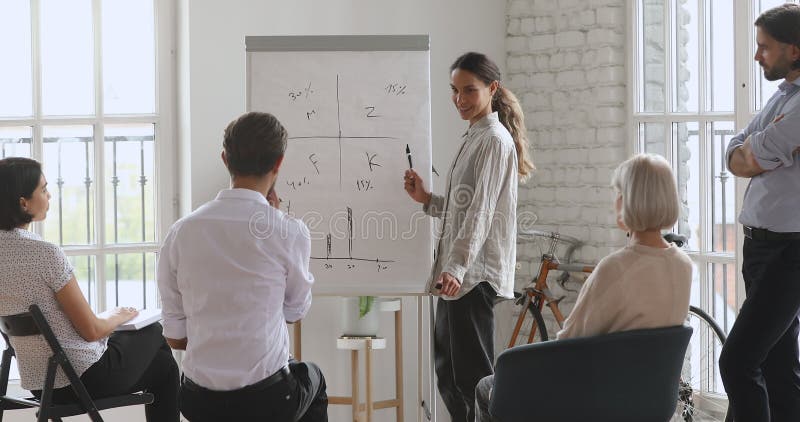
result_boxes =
[177,1,505,421]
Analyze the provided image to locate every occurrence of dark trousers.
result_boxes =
[720,237,800,422]
[474,374,496,422]
[434,282,496,422]
[33,323,180,422]
[179,360,328,422]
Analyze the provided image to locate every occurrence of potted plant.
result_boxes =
[340,296,379,337]
[358,296,375,318]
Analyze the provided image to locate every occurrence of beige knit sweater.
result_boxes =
[556,243,693,340]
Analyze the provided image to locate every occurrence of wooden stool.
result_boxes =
[379,298,404,422]
[334,336,386,422]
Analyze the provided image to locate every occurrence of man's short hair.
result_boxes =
[756,3,800,69]
[0,157,42,231]
[223,111,287,176]
[612,154,680,232]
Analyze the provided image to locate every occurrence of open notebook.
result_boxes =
[97,308,162,331]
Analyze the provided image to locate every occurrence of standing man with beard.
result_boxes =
[722,4,800,421]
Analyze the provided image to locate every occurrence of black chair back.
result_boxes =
[0,304,153,422]
[0,312,40,338]
[490,325,692,422]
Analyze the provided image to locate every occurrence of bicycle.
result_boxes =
[505,229,732,422]
[507,229,593,345]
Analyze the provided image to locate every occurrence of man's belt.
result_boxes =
[743,226,800,241]
[182,366,291,394]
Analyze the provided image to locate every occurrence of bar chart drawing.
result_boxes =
[312,207,395,264]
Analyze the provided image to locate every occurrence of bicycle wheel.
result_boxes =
[674,306,731,422]
[498,291,549,349]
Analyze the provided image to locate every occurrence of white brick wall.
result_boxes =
[508,0,627,258]
[506,0,628,330]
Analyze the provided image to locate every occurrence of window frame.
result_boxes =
[0,0,176,313]
[628,0,753,319]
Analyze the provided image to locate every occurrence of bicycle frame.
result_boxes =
[510,231,595,347]
[509,230,691,348]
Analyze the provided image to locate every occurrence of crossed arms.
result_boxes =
[728,136,767,178]
[728,113,798,178]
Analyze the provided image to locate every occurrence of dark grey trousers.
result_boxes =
[434,282,496,422]
[474,375,496,422]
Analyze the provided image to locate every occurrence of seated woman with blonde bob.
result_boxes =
[0,157,179,422]
[556,153,692,338]
[475,153,692,422]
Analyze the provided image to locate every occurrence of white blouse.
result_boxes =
[0,228,107,390]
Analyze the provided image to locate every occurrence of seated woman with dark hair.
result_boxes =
[0,157,179,422]
[475,154,693,422]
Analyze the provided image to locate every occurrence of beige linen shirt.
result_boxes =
[424,112,518,300]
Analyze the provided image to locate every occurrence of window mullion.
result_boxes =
[700,120,714,314]
[665,0,673,116]
[30,0,45,236]
[93,0,103,118]
[153,0,170,245]
[693,255,710,310]
[734,0,752,141]
[30,0,42,126]
[664,121,672,181]
[663,0,674,165]
[92,0,107,312]
[732,0,752,311]
[663,121,672,166]
[698,0,707,113]
[699,120,711,254]
[747,0,758,114]
[630,0,642,118]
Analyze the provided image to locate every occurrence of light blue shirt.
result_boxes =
[727,79,800,232]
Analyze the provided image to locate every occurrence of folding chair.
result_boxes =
[0,304,153,422]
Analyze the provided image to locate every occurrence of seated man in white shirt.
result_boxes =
[157,111,327,422]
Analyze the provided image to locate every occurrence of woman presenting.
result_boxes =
[404,52,533,422]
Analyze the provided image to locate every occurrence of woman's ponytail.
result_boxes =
[493,86,534,182]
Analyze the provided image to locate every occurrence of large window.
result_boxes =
[634,0,737,333]
[631,0,797,403]
[0,0,174,376]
